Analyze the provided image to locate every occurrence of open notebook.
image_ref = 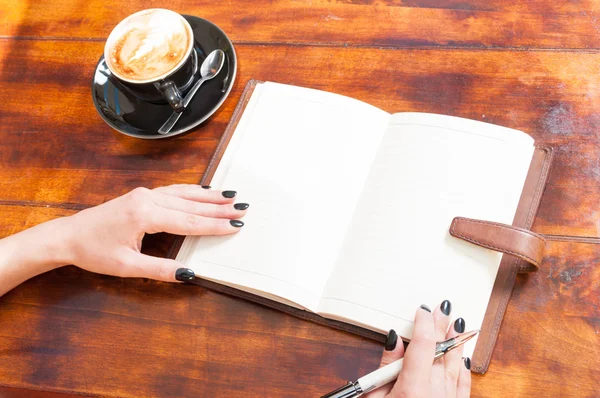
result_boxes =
[175,81,540,367]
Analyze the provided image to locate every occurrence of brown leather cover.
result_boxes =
[468,146,554,373]
[167,79,554,374]
[450,217,546,271]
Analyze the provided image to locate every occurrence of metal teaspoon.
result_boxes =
[158,49,226,135]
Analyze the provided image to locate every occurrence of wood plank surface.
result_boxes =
[1,0,599,397]
[3,0,600,49]
[0,387,74,398]
[0,248,382,397]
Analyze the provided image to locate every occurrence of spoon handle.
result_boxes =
[158,77,207,135]
[183,76,208,108]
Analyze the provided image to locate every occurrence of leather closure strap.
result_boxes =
[449,217,546,272]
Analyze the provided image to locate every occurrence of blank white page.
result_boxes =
[319,113,534,355]
[177,82,390,312]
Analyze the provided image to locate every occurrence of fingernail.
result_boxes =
[385,329,398,351]
[234,203,250,210]
[454,318,466,333]
[464,357,471,370]
[230,220,244,227]
[222,190,237,198]
[201,185,211,189]
[420,304,431,313]
[175,268,195,282]
[440,300,452,316]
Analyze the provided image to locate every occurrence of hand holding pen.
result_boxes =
[323,301,473,398]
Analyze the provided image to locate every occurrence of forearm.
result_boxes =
[0,217,72,296]
[0,185,246,294]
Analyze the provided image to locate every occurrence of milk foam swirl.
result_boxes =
[106,10,192,82]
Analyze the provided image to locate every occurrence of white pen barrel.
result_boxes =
[357,358,404,394]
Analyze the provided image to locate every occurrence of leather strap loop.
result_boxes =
[449,217,546,272]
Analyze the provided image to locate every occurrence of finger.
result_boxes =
[380,330,406,367]
[433,300,452,338]
[444,317,466,397]
[391,305,436,397]
[456,357,472,398]
[431,300,452,397]
[365,330,406,398]
[152,191,249,219]
[118,251,187,282]
[149,207,244,235]
[153,184,238,204]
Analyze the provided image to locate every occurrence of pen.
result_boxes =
[321,330,480,398]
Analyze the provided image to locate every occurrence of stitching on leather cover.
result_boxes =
[526,146,552,228]
[452,218,546,242]
[450,219,541,267]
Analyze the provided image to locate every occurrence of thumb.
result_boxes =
[365,329,405,398]
[129,252,189,282]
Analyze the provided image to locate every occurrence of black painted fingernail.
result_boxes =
[230,220,244,227]
[464,357,471,370]
[234,203,250,211]
[420,304,431,313]
[201,185,211,189]
[385,329,398,351]
[222,190,237,198]
[441,300,451,316]
[454,318,466,333]
[175,268,195,282]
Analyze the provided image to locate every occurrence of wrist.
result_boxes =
[36,216,77,268]
[0,216,76,296]
[5,217,74,273]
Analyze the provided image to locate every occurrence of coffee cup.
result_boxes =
[104,9,197,112]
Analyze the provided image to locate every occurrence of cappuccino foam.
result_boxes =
[106,10,192,82]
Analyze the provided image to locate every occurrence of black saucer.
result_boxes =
[92,15,237,139]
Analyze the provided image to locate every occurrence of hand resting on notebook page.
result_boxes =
[366,301,471,398]
[0,184,248,296]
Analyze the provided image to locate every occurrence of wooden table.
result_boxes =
[1,1,599,397]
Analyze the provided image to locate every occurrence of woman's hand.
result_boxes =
[61,184,248,281]
[0,184,248,296]
[366,301,471,398]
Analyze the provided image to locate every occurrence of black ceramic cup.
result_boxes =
[103,9,198,112]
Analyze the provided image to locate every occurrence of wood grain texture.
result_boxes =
[0,205,76,238]
[483,239,600,397]
[0,266,381,397]
[0,387,74,398]
[3,0,600,49]
[1,0,599,397]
